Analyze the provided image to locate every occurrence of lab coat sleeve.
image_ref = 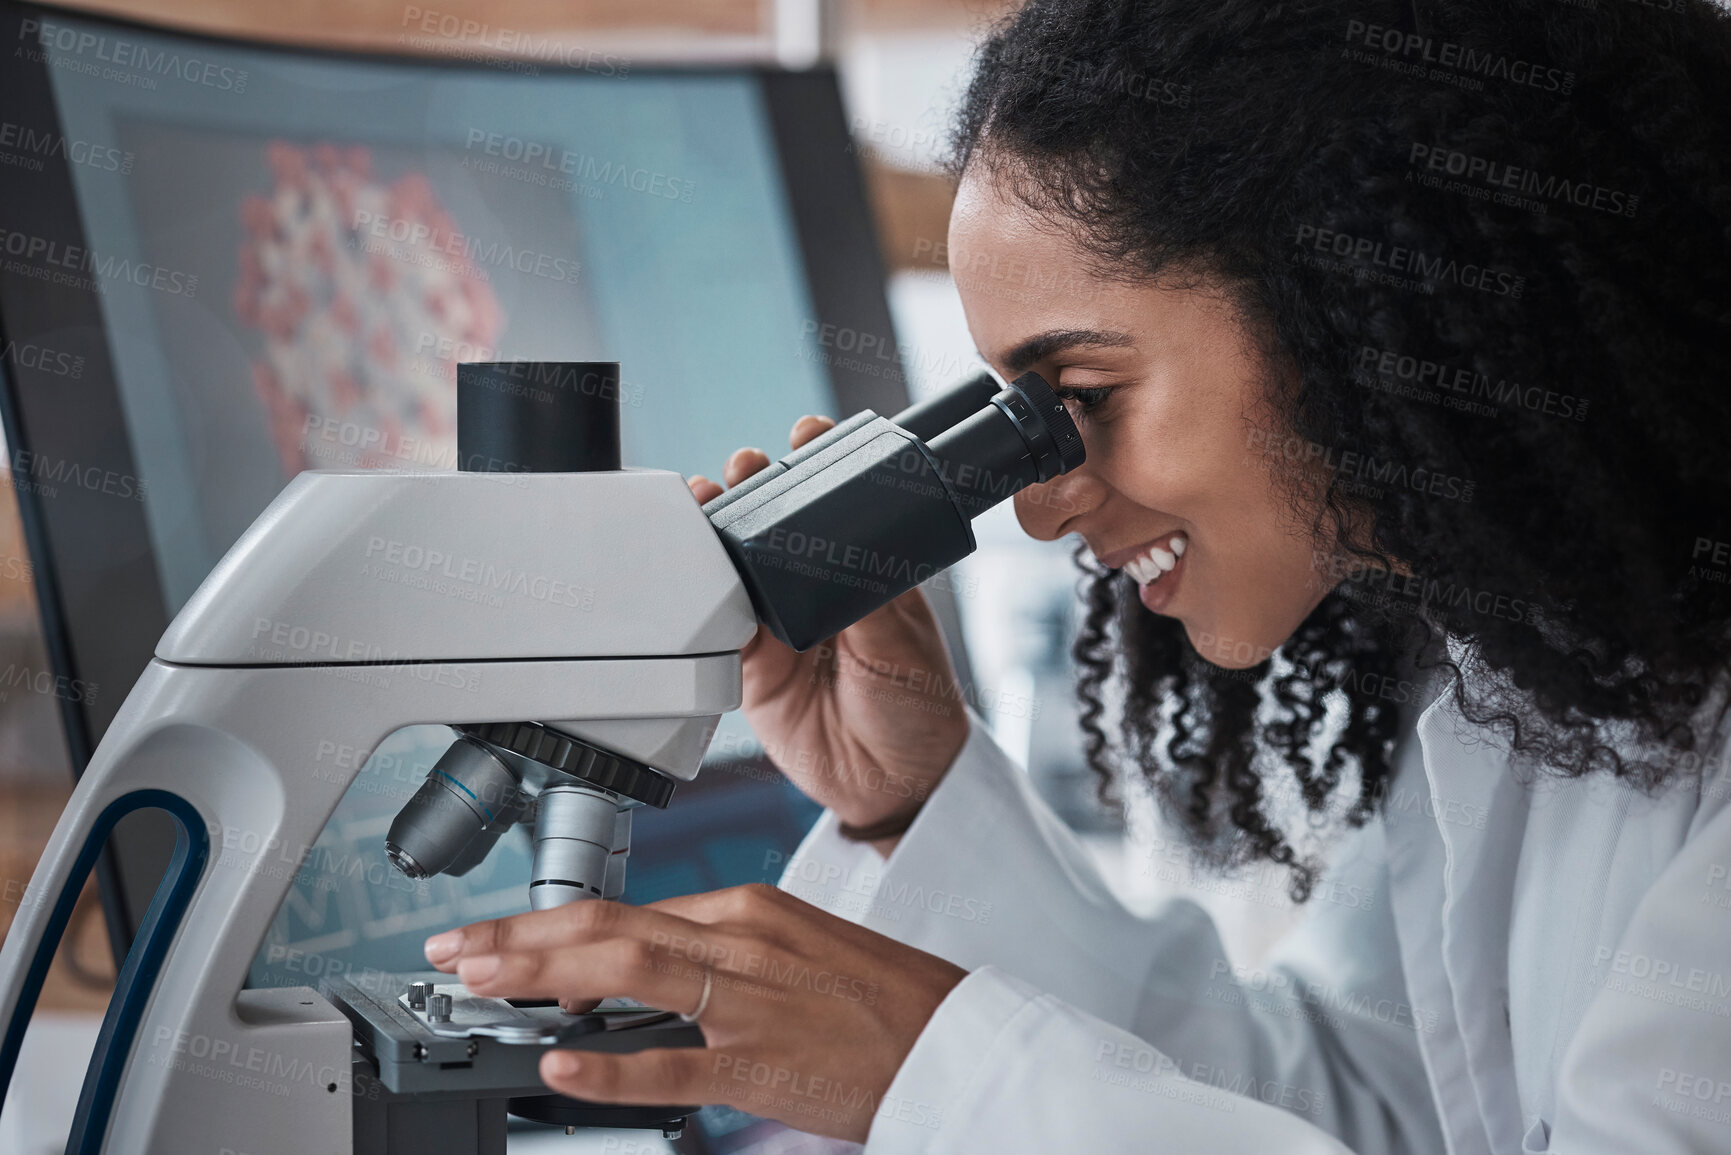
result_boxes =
[778,711,1443,1155]
[1543,773,1731,1154]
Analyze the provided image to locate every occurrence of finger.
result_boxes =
[560,997,602,1014]
[644,883,804,953]
[688,474,723,504]
[456,937,724,1015]
[721,447,772,487]
[835,587,958,678]
[544,1047,874,1141]
[425,899,701,968]
[789,414,835,449]
[541,1046,725,1111]
[646,882,803,926]
[648,883,888,956]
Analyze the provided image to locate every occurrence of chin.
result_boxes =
[1183,622,1282,670]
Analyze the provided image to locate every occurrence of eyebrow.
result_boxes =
[998,328,1136,374]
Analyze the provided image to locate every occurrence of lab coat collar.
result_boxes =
[1384,636,1532,1154]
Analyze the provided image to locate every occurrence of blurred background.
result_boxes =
[0,1,1308,1150]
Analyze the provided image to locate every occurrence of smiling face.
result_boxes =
[949,166,1336,668]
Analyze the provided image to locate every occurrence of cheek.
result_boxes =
[1171,496,1336,667]
[1094,421,1247,517]
[1087,377,1255,514]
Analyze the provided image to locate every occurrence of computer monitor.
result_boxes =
[0,0,964,1001]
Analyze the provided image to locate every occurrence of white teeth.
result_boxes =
[1170,534,1187,557]
[1120,536,1186,586]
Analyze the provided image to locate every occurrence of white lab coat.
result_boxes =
[777,665,1731,1153]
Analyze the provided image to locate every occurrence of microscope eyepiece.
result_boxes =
[704,370,1084,651]
[924,371,1085,517]
[457,360,621,473]
[886,370,1001,442]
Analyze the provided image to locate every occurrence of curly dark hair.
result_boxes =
[950,0,1731,898]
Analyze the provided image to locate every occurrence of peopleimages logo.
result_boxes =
[462,130,695,202]
[1356,345,1589,422]
[1247,428,1476,503]
[397,6,629,76]
[350,209,581,286]
[1342,19,1574,95]
[0,227,198,297]
[1314,552,1537,625]
[19,17,249,92]
[1294,223,1525,299]
[1407,143,1638,219]
[0,339,84,380]
[0,121,133,174]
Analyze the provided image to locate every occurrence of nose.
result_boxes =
[1013,466,1105,541]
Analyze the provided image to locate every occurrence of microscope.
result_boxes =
[0,360,1081,1155]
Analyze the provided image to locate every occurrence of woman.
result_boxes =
[422,0,1731,1150]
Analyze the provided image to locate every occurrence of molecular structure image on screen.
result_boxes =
[234,141,505,475]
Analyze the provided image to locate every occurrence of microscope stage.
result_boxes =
[325,971,703,1097]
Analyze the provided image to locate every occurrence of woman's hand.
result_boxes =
[423,885,967,1143]
[690,416,970,854]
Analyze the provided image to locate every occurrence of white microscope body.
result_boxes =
[0,467,756,1155]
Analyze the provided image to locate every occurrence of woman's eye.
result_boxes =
[1054,385,1114,415]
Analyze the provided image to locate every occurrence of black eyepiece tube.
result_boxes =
[925,371,1085,518]
[458,360,621,473]
[889,371,1002,442]
[705,370,1084,651]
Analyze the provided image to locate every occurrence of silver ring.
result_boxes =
[679,966,713,1023]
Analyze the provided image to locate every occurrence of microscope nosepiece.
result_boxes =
[385,737,523,880]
